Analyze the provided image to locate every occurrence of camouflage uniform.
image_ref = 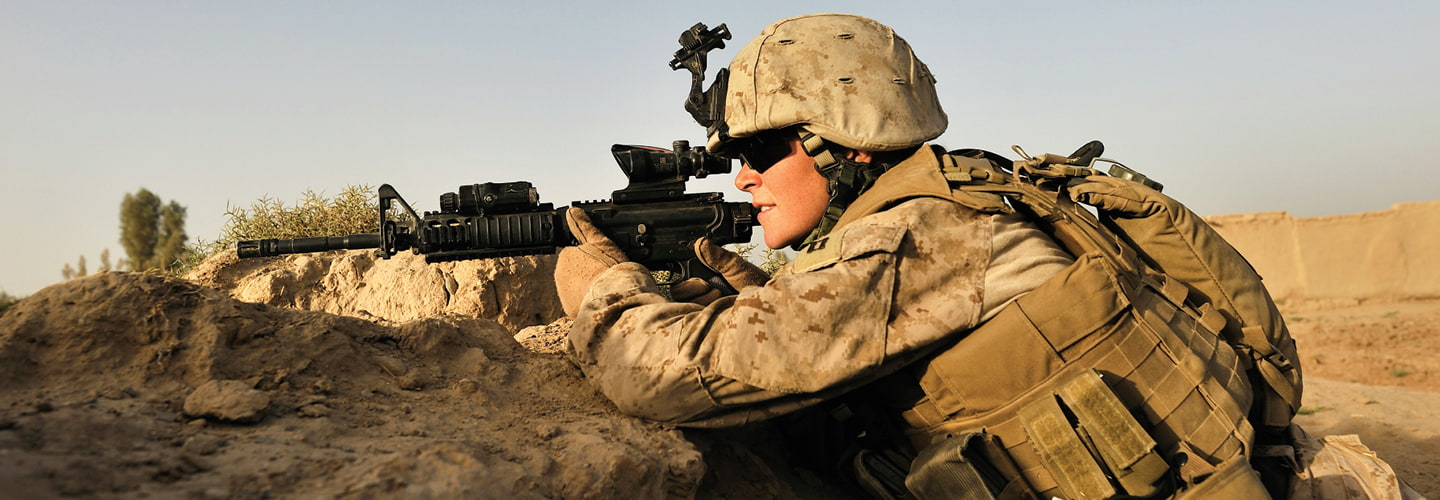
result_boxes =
[564,11,1423,497]
[566,145,1073,427]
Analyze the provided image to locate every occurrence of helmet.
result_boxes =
[709,13,947,155]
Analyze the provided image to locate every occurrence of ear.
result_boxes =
[848,150,875,163]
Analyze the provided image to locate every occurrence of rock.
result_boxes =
[515,317,573,354]
[183,380,271,424]
[185,249,564,332]
[182,435,226,455]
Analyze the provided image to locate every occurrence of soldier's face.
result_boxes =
[733,136,829,249]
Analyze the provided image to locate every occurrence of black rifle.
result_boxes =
[236,140,757,290]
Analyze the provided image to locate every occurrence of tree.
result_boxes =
[60,254,92,280]
[100,249,113,272]
[120,188,187,272]
[120,189,161,270]
[156,201,187,271]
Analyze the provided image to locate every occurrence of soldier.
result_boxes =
[554,12,1079,496]
[553,13,1360,500]
[558,9,1069,424]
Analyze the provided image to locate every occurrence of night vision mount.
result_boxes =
[670,22,731,138]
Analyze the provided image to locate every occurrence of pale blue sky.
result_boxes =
[3,1,1437,296]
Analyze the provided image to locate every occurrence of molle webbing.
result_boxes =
[1097,206,1302,428]
[1035,147,1302,428]
[897,152,1263,497]
[902,252,1254,496]
[975,150,1300,429]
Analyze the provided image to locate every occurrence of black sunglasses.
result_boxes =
[735,129,797,173]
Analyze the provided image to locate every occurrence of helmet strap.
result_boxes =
[796,130,909,248]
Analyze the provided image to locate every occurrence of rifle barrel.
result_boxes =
[236,234,382,258]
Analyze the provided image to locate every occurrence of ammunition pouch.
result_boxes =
[906,432,1034,500]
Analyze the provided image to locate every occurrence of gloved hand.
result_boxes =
[668,238,770,306]
[554,208,628,317]
[1069,175,1166,217]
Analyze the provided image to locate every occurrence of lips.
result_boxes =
[754,203,776,223]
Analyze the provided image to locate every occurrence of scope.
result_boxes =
[612,140,731,183]
[437,181,540,216]
[609,141,731,203]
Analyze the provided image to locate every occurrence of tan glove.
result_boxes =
[1069,175,1164,216]
[554,208,628,317]
[668,238,770,306]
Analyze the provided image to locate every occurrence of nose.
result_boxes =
[734,164,761,192]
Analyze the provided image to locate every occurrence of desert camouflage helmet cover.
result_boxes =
[710,13,948,154]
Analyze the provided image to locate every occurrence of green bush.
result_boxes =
[731,243,792,276]
[176,185,395,275]
[219,185,382,244]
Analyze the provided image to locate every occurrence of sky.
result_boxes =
[3,1,1438,296]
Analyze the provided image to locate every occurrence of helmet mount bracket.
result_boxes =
[670,22,732,140]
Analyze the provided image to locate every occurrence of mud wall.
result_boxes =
[1205,200,1440,301]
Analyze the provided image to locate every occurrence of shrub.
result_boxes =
[219,185,382,244]
[176,185,396,276]
[730,243,792,276]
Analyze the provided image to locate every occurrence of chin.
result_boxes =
[759,223,811,250]
[764,235,801,250]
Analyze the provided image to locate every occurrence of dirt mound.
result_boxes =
[185,249,564,333]
[2,247,1434,497]
[0,272,705,498]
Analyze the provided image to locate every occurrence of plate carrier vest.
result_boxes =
[848,144,1303,500]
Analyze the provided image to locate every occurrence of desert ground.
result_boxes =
[1,227,1436,498]
[1279,297,1440,496]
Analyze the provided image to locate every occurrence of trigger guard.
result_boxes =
[672,259,738,296]
[705,275,738,296]
[652,262,686,286]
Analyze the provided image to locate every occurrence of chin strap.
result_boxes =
[796,129,909,248]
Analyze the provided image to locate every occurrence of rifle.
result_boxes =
[236,140,757,290]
